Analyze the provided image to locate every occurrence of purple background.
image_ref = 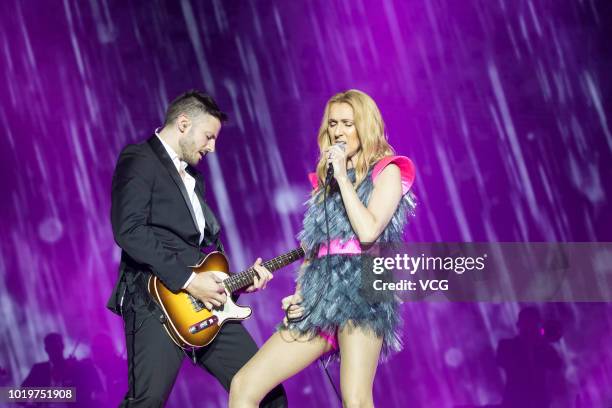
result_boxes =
[1,0,612,406]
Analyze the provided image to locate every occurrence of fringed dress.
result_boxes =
[286,156,416,358]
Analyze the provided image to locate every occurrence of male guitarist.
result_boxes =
[107,90,287,407]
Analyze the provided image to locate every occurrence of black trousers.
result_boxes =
[119,296,287,407]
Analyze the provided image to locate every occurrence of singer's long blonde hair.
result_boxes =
[314,89,394,192]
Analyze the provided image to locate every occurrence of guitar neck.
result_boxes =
[224,247,305,293]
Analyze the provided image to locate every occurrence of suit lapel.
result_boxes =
[147,136,200,234]
[191,170,220,243]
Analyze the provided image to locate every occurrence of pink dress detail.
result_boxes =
[371,155,415,195]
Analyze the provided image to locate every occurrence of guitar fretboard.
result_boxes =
[224,247,305,293]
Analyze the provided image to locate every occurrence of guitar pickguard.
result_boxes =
[209,272,252,324]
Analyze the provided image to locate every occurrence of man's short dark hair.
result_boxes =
[164,90,228,126]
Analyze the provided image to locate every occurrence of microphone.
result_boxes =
[325,142,346,185]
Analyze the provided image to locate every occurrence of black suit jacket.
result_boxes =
[106,135,222,315]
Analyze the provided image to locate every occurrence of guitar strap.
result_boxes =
[214,235,225,254]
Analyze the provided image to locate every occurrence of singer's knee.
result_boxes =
[229,371,259,407]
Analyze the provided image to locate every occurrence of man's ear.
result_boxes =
[176,114,191,133]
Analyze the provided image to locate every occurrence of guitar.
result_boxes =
[147,247,305,349]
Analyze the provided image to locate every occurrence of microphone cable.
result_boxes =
[287,144,345,403]
[320,165,342,404]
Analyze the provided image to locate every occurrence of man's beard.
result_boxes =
[179,133,199,166]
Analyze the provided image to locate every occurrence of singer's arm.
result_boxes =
[336,164,403,243]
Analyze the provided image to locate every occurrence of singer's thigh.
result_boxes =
[337,322,383,404]
[230,329,332,400]
[196,322,260,390]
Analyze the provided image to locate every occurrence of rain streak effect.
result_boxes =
[0,1,611,406]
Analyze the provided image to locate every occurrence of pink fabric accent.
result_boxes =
[317,238,362,258]
[320,330,338,349]
[308,172,319,190]
[372,156,416,195]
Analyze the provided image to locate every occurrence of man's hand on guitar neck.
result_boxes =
[185,273,227,310]
[244,258,274,293]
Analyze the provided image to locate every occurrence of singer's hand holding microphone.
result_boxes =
[324,141,347,185]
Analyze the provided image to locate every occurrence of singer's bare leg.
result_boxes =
[337,322,383,408]
[229,330,333,408]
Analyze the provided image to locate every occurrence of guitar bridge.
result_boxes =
[189,316,219,334]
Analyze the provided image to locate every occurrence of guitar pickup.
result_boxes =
[189,316,219,334]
